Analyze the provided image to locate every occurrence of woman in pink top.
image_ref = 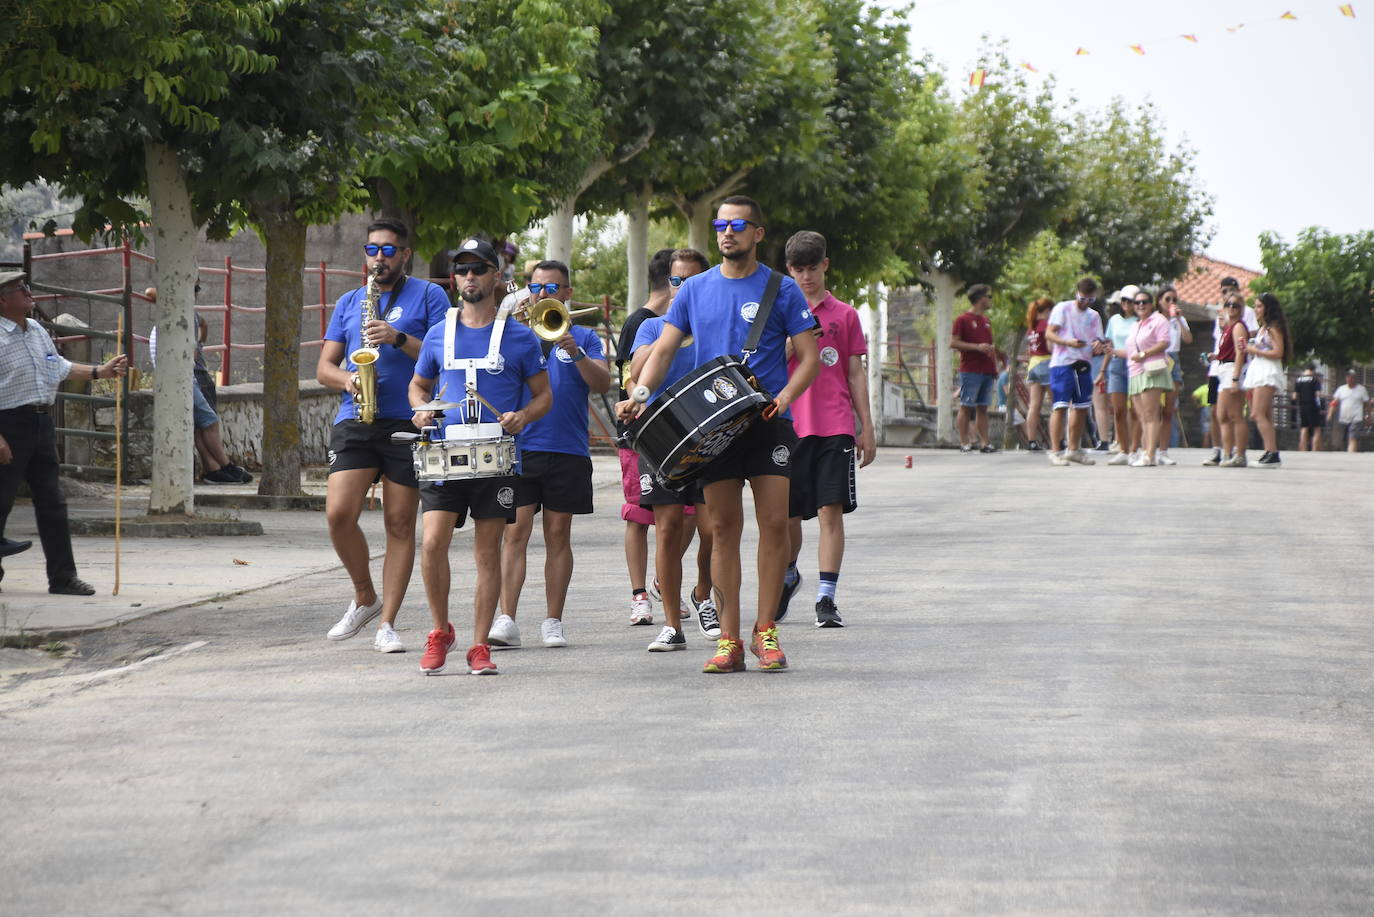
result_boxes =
[1124,290,1173,466]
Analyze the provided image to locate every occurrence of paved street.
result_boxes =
[2,447,1372,915]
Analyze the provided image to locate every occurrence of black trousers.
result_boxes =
[0,410,78,585]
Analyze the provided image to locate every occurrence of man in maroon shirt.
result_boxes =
[952,284,998,453]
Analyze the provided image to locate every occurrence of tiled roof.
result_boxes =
[1171,254,1261,309]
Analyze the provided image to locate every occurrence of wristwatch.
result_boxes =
[393,332,408,349]
[572,346,587,363]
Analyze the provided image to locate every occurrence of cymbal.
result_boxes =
[413,399,464,412]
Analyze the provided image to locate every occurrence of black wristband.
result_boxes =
[393,332,408,350]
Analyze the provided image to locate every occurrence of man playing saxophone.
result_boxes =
[316,219,449,653]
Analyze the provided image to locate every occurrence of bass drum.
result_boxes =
[625,355,770,489]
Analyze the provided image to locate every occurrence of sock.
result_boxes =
[784,563,799,588]
[817,572,838,602]
[632,588,648,599]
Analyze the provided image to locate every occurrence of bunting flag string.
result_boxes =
[970,5,1358,87]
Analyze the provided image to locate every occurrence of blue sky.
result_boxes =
[888,0,1371,270]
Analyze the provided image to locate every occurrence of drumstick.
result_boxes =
[631,384,651,404]
[113,313,123,596]
[465,384,504,419]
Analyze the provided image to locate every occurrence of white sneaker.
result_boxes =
[1048,451,1070,466]
[1066,450,1096,465]
[648,578,662,602]
[373,623,405,653]
[488,613,521,648]
[647,625,686,652]
[629,597,654,625]
[540,617,567,647]
[1130,455,1155,467]
[1107,451,1130,466]
[327,597,383,640]
[1156,451,1177,466]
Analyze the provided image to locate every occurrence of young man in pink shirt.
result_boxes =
[780,231,876,628]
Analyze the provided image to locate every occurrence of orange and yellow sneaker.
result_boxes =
[750,623,788,671]
[703,635,746,673]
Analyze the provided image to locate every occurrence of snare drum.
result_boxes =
[412,422,517,481]
[624,355,769,488]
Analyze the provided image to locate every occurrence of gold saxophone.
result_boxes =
[350,265,384,424]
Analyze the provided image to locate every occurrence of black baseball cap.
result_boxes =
[452,238,500,268]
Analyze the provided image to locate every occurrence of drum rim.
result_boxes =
[627,354,762,442]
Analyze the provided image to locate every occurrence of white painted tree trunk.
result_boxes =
[625,189,650,309]
[144,141,198,517]
[923,270,962,446]
[545,197,575,266]
[869,284,886,447]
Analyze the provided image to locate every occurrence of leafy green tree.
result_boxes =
[0,0,284,515]
[906,54,1072,443]
[1059,100,1213,292]
[1252,227,1374,367]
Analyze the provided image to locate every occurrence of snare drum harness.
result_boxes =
[442,302,513,425]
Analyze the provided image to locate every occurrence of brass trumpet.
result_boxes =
[521,297,601,343]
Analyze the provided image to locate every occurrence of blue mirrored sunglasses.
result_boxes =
[528,282,561,295]
[364,243,399,257]
[668,276,685,287]
[711,218,756,233]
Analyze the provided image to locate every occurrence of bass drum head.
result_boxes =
[626,355,769,487]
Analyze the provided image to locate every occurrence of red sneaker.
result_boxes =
[750,623,788,671]
[466,643,498,675]
[703,635,746,673]
[420,624,455,674]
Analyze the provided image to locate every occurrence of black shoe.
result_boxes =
[223,463,254,483]
[1092,440,1110,452]
[1027,440,1043,452]
[203,468,239,484]
[49,577,95,596]
[0,537,32,558]
[815,596,844,628]
[776,571,801,622]
[1258,451,1282,467]
[979,444,998,454]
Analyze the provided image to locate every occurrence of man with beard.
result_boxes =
[317,219,449,653]
[620,196,819,673]
[410,238,549,675]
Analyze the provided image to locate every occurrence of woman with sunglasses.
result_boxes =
[1020,298,1054,450]
[1155,286,1191,465]
[1124,290,1172,465]
[1211,294,1251,467]
[1242,292,1292,467]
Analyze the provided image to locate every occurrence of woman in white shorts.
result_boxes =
[1243,292,1291,467]
[1213,295,1251,466]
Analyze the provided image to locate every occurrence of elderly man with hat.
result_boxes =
[0,271,128,595]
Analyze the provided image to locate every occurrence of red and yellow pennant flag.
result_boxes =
[1181,33,1199,43]
[1129,44,1146,55]
[969,69,987,88]
[1227,23,1245,32]
[1280,11,1297,19]
[1339,4,1355,17]
[1021,61,1038,72]
[1075,47,1091,55]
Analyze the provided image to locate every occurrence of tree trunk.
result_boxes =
[143,140,197,517]
[625,186,650,309]
[257,212,308,496]
[1001,329,1025,450]
[869,283,886,447]
[546,196,576,266]
[674,169,749,255]
[922,270,962,446]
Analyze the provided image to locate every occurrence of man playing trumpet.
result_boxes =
[317,219,448,653]
[493,261,610,649]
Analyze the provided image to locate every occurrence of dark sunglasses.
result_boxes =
[528,282,561,295]
[711,218,757,233]
[453,263,493,277]
[1226,303,1243,309]
[1076,295,1097,303]
[669,276,686,287]
[364,243,399,257]
[1132,298,1152,305]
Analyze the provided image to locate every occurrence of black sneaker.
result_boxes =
[1027,440,1043,452]
[690,588,721,638]
[815,596,844,628]
[0,537,32,558]
[203,468,239,484]
[223,463,254,483]
[50,577,96,596]
[1257,451,1281,467]
[1201,449,1222,466]
[1092,440,1111,452]
[776,571,801,622]
[979,444,997,454]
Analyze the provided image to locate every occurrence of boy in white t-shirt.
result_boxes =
[1044,278,1109,466]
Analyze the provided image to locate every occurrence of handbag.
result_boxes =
[1143,356,1170,374]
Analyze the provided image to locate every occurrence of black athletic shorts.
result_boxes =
[788,434,857,520]
[419,477,517,527]
[697,416,797,486]
[328,418,420,488]
[1207,376,1220,407]
[636,454,702,507]
[513,451,594,514]
[1298,403,1322,429]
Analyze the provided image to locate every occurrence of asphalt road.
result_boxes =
[2,447,1372,915]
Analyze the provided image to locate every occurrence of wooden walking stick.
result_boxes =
[113,311,123,596]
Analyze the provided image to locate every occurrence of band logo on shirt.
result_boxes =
[386,306,403,322]
[485,354,506,374]
[820,346,839,366]
[740,301,760,322]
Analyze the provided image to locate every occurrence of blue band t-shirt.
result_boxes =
[414,317,547,431]
[632,316,698,402]
[518,325,603,456]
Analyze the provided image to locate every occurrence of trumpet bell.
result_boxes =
[524,297,601,342]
